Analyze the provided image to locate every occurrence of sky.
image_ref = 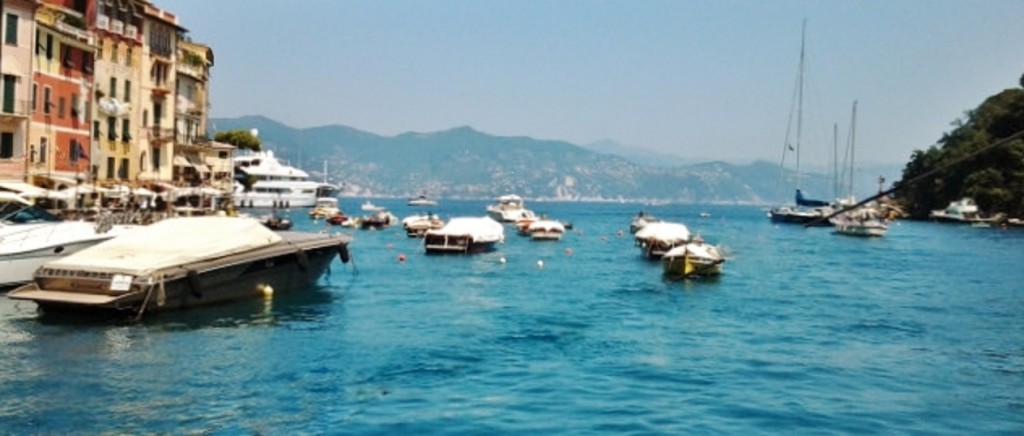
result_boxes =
[167,0,1024,167]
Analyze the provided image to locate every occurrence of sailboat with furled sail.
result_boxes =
[769,20,835,226]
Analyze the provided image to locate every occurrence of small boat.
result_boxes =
[326,212,353,227]
[634,221,692,259]
[260,214,294,231]
[360,210,397,230]
[831,209,887,237]
[630,210,660,233]
[402,213,444,237]
[929,197,997,224]
[309,197,341,219]
[486,194,537,223]
[8,216,351,316]
[527,220,565,241]
[361,200,385,212]
[661,237,725,278]
[0,192,134,289]
[407,195,438,207]
[424,217,504,254]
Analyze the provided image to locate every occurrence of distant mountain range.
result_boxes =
[211,116,898,204]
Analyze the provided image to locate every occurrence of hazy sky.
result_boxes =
[168,0,1023,166]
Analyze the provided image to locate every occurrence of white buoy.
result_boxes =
[536,259,544,268]
[499,257,507,264]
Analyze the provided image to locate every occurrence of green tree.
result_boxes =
[898,88,1024,218]
[214,130,261,152]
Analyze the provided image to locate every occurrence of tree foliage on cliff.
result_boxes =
[214,130,261,152]
[899,83,1024,219]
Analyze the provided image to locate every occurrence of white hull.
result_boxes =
[0,239,109,288]
[834,222,887,237]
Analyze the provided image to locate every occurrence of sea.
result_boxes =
[1,199,1023,434]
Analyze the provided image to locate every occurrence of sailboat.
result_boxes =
[830,101,888,237]
[768,20,835,227]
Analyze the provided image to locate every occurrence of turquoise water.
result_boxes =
[2,200,1023,434]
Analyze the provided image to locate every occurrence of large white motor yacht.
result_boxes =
[233,151,335,208]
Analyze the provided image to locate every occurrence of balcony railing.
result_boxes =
[111,20,124,35]
[1,99,32,117]
[149,127,175,141]
[96,14,109,30]
[125,25,138,39]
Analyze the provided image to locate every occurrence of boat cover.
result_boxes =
[634,222,691,243]
[44,217,283,275]
[427,217,504,242]
[527,220,565,232]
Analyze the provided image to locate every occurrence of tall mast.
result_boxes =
[848,100,858,199]
[795,19,806,191]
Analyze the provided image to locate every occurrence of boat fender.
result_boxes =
[295,249,309,272]
[337,244,351,263]
[186,269,203,299]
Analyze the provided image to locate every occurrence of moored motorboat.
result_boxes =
[661,238,725,278]
[360,209,397,230]
[1,192,135,289]
[402,213,444,237]
[8,216,351,316]
[309,197,341,219]
[929,197,998,224]
[407,195,438,207]
[527,219,565,241]
[423,217,504,254]
[634,221,692,259]
[361,200,385,212]
[486,194,537,223]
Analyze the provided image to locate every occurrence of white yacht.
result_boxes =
[232,151,335,208]
[486,194,537,223]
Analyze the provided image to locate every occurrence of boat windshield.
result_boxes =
[0,203,63,224]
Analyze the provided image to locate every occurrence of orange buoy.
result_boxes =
[398,254,407,262]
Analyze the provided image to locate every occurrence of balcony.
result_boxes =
[96,14,109,31]
[111,20,124,35]
[125,25,138,40]
[149,127,175,143]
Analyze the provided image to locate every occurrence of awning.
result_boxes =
[0,181,49,197]
[186,154,211,173]
[173,155,190,166]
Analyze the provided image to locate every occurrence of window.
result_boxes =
[0,132,13,158]
[40,137,47,163]
[152,147,161,170]
[109,77,116,99]
[125,47,132,66]
[4,13,17,46]
[119,158,128,180]
[45,34,53,60]
[71,93,79,118]
[2,74,14,113]
[31,83,36,112]
[107,116,116,140]
[93,120,100,139]
[106,156,114,179]
[110,42,117,62]
[69,138,78,163]
[121,119,130,141]
[43,86,51,114]
[57,97,65,118]
[124,80,131,102]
